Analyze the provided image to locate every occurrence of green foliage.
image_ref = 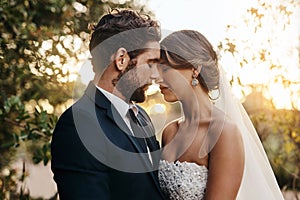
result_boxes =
[0,0,150,198]
[0,95,57,198]
[0,161,30,200]
[250,109,300,190]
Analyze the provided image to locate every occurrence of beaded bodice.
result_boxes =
[158,160,208,200]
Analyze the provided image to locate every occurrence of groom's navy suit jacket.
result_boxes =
[51,82,165,200]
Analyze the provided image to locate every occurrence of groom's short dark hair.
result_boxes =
[89,9,161,74]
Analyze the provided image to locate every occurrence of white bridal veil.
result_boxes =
[160,31,283,199]
[215,67,284,199]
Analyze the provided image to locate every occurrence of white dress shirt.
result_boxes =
[95,85,153,164]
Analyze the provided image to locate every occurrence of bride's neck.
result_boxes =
[181,86,212,121]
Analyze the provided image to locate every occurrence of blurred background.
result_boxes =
[0,0,299,199]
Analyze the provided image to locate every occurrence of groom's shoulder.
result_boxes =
[53,95,97,133]
[52,96,106,150]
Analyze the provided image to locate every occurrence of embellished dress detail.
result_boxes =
[158,160,208,200]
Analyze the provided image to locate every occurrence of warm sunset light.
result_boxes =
[268,82,293,109]
[149,103,166,114]
[2,1,299,199]
[46,0,299,111]
[145,82,160,96]
[147,0,299,110]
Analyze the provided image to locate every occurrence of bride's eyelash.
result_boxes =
[161,66,170,72]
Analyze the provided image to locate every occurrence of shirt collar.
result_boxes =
[95,84,130,119]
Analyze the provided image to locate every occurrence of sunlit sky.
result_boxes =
[147,0,252,46]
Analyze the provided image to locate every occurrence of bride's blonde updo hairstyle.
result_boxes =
[160,30,219,93]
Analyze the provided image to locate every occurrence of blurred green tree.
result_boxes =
[0,0,150,198]
[250,109,300,191]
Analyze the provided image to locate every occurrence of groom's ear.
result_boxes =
[113,48,130,71]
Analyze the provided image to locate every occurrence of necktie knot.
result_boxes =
[128,108,149,127]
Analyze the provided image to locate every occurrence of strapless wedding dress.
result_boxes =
[158,160,208,200]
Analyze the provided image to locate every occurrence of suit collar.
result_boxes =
[95,85,130,120]
[85,81,113,110]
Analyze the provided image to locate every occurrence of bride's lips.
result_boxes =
[159,85,169,93]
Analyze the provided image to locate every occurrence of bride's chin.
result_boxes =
[162,94,178,103]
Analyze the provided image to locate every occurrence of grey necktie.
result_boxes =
[127,108,150,152]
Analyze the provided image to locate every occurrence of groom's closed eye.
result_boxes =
[148,63,156,68]
[147,58,160,65]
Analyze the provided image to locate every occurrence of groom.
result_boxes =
[51,9,165,200]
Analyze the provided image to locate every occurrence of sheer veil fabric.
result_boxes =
[215,67,284,199]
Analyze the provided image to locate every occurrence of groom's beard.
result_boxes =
[113,60,148,103]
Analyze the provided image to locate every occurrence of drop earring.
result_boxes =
[191,69,199,86]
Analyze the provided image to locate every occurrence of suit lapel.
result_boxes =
[84,82,163,196]
[84,82,154,167]
[130,106,163,194]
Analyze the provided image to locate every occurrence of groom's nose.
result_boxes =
[150,64,161,82]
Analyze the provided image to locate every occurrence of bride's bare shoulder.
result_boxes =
[212,108,242,140]
[161,120,180,147]
[213,118,243,156]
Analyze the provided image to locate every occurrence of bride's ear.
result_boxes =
[113,47,130,71]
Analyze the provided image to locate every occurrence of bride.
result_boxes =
[157,30,284,200]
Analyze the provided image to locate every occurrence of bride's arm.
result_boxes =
[204,121,244,200]
[160,121,179,161]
